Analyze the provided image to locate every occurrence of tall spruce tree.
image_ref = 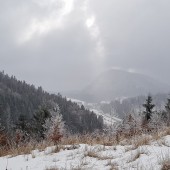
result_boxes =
[143,95,155,121]
[165,97,170,126]
[33,108,51,139]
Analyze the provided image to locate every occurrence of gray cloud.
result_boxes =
[0,0,170,92]
[89,0,170,81]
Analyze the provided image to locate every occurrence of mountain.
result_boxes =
[0,71,103,134]
[67,69,170,102]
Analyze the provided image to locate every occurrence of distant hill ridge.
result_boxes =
[67,69,170,102]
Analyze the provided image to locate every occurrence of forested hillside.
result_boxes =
[99,93,169,119]
[0,71,103,135]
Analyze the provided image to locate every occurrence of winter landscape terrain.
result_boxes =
[1,132,170,170]
[1,0,170,170]
[0,70,170,170]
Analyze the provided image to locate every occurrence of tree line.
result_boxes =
[142,94,170,126]
[0,71,104,143]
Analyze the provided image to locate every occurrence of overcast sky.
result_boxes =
[1,0,170,92]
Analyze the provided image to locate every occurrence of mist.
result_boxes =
[1,0,170,92]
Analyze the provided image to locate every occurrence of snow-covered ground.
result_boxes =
[1,135,170,170]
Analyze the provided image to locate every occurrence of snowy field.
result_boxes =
[1,135,170,170]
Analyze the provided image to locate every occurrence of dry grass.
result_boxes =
[45,167,59,170]
[71,133,125,146]
[0,140,53,157]
[1,125,169,158]
[0,132,156,158]
[106,159,118,170]
[163,127,170,136]
[133,135,151,148]
[61,133,118,146]
[162,161,170,170]
[161,158,170,170]
[0,133,154,158]
[151,127,170,141]
[84,147,113,160]
[98,155,114,160]
[85,150,99,158]
[60,126,167,148]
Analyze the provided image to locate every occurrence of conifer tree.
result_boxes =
[165,97,170,126]
[143,95,155,122]
[33,108,51,139]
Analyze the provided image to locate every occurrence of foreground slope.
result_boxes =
[1,135,170,170]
